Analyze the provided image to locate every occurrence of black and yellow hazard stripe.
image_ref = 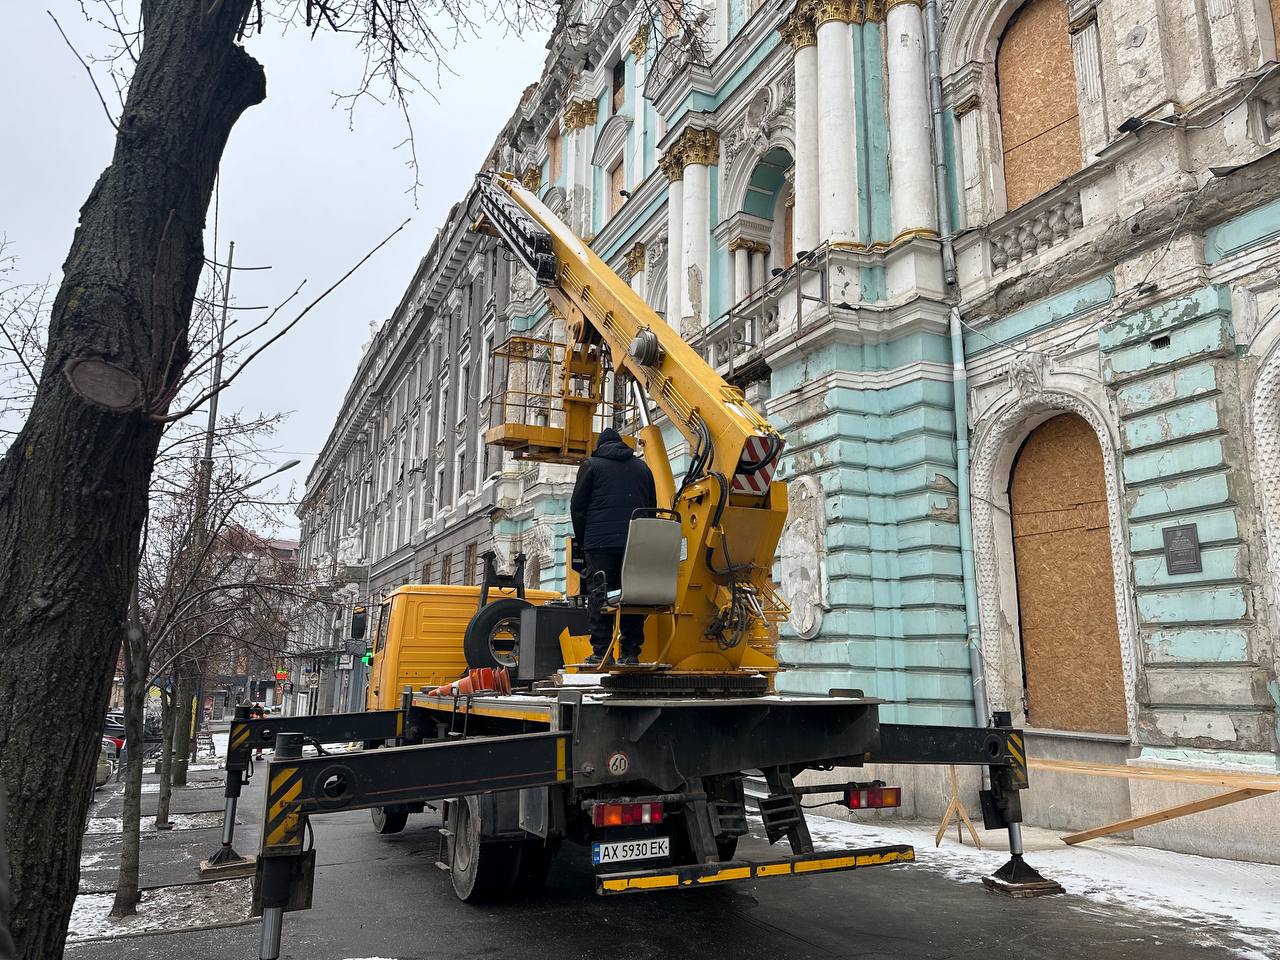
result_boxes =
[596,844,915,895]
[262,765,305,853]
[229,722,252,755]
[1005,731,1029,788]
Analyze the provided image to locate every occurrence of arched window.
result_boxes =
[996,0,1082,210]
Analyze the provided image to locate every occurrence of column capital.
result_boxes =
[881,0,920,13]
[520,165,542,193]
[813,0,857,26]
[658,150,684,182]
[779,5,817,49]
[672,126,720,167]
[562,98,597,132]
[627,24,650,58]
[728,238,771,254]
[624,242,647,275]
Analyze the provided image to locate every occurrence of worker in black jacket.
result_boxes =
[571,427,657,666]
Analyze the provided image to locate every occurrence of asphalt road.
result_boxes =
[69,765,1257,960]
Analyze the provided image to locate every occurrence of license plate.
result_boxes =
[592,837,670,866]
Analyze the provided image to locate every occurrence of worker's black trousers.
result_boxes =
[585,549,645,658]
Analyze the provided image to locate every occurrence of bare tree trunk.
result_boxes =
[110,634,149,918]
[0,4,263,955]
[153,689,177,828]
[170,666,195,788]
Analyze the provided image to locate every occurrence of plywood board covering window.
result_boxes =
[609,161,625,215]
[1009,413,1127,735]
[996,0,1083,210]
[548,130,562,184]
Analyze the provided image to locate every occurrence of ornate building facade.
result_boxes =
[300,0,1280,859]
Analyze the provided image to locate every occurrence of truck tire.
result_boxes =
[371,806,408,835]
[463,598,530,671]
[448,796,521,902]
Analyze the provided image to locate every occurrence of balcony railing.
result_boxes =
[691,245,833,381]
[988,189,1084,272]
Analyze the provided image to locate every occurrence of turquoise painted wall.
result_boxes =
[769,333,972,726]
[1099,284,1271,748]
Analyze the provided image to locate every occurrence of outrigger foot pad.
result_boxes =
[981,854,1064,898]
[199,850,256,878]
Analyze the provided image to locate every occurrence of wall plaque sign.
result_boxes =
[1162,524,1202,575]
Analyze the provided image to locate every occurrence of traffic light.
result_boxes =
[360,647,373,666]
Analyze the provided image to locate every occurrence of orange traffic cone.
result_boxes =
[428,667,511,698]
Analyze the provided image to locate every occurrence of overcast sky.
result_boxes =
[2,4,551,531]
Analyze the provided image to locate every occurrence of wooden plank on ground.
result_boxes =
[1028,756,1280,791]
[1061,787,1273,845]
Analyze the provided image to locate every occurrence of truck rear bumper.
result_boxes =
[595,843,915,895]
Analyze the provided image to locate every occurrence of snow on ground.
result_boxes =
[803,814,1280,958]
[85,812,223,834]
[67,877,252,942]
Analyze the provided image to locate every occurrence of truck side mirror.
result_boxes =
[350,605,367,641]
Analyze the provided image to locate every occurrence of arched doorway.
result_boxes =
[1009,413,1127,734]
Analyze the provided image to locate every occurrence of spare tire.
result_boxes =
[463,598,531,670]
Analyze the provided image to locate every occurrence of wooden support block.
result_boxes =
[1061,787,1273,845]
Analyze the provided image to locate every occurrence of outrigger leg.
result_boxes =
[201,705,254,876]
[980,712,1063,897]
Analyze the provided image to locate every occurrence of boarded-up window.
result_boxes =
[1272,0,1280,59]
[548,129,562,184]
[440,552,452,586]
[996,0,1082,210]
[609,161,625,215]
[1009,414,1127,735]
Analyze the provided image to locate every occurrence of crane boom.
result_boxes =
[472,171,789,675]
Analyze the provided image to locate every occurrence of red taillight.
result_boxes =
[590,801,665,827]
[843,785,902,810]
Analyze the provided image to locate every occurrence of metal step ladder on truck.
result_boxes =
[228,172,1061,959]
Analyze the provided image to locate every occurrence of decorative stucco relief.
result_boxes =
[1251,341,1280,623]
[779,474,826,638]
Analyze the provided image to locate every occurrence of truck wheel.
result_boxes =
[463,598,530,670]
[449,796,521,902]
[371,807,408,835]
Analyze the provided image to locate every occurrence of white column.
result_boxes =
[788,28,820,252]
[665,177,683,325]
[886,0,937,237]
[563,99,596,236]
[680,161,710,333]
[815,7,857,244]
[629,30,648,185]
[750,247,767,291]
[732,245,750,303]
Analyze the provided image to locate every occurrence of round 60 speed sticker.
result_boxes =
[607,751,629,776]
